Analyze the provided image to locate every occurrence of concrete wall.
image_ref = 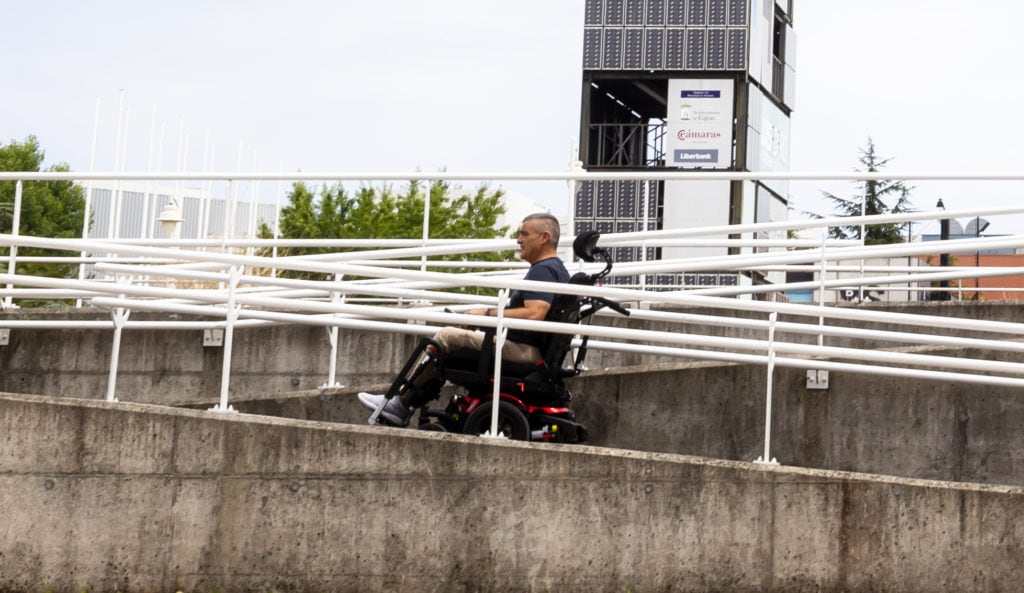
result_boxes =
[6,302,1024,488]
[2,392,1023,593]
[0,310,420,405]
[235,345,1024,490]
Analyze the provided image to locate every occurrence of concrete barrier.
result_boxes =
[3,392,1024,593]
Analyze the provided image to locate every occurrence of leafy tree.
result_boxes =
[258,179,511,289]
[0,136,88,287]
[818,138,914,245]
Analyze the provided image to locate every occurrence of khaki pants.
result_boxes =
[398,326,542,407]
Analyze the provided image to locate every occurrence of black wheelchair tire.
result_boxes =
[463,401,530,441]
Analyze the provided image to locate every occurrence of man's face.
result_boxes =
[516,220,547,263]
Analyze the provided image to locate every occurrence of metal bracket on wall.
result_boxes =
[203,329,224,347]
[806,369,829,390]
[0,329,9,346]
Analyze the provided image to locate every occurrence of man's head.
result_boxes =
[517,212,561,263]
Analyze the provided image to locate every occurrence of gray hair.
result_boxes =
[522,212,561,249]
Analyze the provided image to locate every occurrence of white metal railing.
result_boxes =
[4,170,1024,456]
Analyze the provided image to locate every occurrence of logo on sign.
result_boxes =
[677,130,722,141]
[674,149,719,162]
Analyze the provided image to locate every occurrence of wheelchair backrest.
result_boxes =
[536,272,593,371]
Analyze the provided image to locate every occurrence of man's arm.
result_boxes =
[468,299,551,321]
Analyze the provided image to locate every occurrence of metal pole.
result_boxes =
[105,304,129,402]
[212,266,241,413]
[76,97,101,307]
[3,181,23,309]
[487,289,510,438]
[938,199,950,300]
[421,179,431,273]
[322,274,343,389]
[112,108,131,239]
[755,311,779,465]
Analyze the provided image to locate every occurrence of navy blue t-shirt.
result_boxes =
[506,256,570,349]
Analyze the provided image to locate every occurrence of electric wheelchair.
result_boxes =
[367,230,627,442]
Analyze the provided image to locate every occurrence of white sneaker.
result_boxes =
[358,392,411,426]
[379,397,411,426]
[358,392,385,410]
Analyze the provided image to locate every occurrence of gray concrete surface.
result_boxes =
[228,342,1024,489]
[2,391,1023,593]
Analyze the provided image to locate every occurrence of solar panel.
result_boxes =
[687,0,707,26]
[729,0,748,25]
[646,0,666,25]
[603,28,623,69]
[686,28,706,69]
[618,180,638,217]
[575,182,594,217]
[605,0,624,25]
[625,0,645,25]
[583,28,602,69]
[667,0,686,25]
[585,0,603,25]
[666,28,686,69]
[727,28,746,69]
[707,28,727,69]
[644,28,665,70]
[624,28,644,69]
[709,0,728,26]
[596,180,616,217]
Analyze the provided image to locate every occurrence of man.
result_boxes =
[358,212,570,425]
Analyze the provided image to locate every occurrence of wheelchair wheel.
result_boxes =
[463,401,530,441]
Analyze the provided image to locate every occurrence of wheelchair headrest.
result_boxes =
[572,230,601,262]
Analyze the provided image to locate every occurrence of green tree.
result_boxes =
[259,179,511,288]
[0,136,88,286]
[819,138,914,245]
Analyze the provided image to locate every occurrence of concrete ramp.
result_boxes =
[1,392,1022,592]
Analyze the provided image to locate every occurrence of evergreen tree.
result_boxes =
[820,138,914,245]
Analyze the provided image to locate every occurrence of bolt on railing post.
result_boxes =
[211,266,241,413]
[755,311,779,465]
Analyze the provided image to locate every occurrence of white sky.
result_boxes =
[3,0,1024,233]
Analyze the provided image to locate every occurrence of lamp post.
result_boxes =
[973,216,991,300]
[936,199,950,301]
[157,198,184,240]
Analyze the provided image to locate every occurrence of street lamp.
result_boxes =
[157,198,184,240]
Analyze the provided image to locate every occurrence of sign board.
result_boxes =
[665,78,735,169]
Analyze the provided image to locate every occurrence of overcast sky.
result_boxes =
[3,0,1024,234]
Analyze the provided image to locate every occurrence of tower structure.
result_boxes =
[576,0,796,289]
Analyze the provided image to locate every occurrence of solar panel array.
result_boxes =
[584,0,749,70]
[574,179,659,270]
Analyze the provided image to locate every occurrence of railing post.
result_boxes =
[105,278,130,402]
[485,289,510,438]
[817,230,828,348]
[3,180,22,310]
[421,178,431,273]
[211,266,241,413]
[321,275,343,389]
[755,311,779,465]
